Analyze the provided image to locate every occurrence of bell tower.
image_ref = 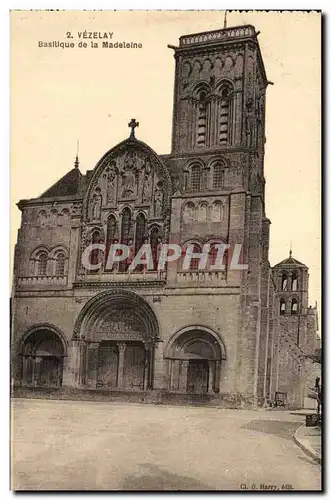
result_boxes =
[169,24,269,155]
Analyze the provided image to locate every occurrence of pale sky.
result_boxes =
[10,10,321,319]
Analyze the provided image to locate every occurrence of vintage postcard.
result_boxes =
[10,10,322,491]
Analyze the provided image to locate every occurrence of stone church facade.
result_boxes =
[11,24,318,408]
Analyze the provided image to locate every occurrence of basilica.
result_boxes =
[11,23,318,408]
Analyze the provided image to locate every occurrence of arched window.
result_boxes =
[291,299,298,315]
[50,209,58,226]
[197,202,208,222]
[208,242,227,271]
[196,90,207,146]
[37,210,47,226]
[211,201,223,222]
[119,208,132,272]
[105,214,117,263]
[185,242,202,272]
[219,87,231,145]
[150,226,161,271]
[135,213,146,254]
[90,229,102,268]
[58,208,70,226]
[280,298,286,315]
[281,274,288,291]
[292,274,298,291]
[55,252,65,276]
[208,243,220,270]
[183,202,195,223]
[37,252,48,276]
[191,165,201,191]
[120,208,131,245]
[212,163,224,189]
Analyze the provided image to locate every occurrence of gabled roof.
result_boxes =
[40,167,82,198]
[273,251,307,269]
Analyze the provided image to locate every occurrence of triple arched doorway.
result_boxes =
[19,325,67,387]
[165,327,226,394]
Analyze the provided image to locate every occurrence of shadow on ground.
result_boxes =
[242,420,300,441]
[121,463,214,490]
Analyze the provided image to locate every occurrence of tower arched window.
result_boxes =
[212,163,224,189]
[219,87,231,145]
[292,274,298,291]
[190,164,201,191]
[291,299,298,315]
[208,241,228,271]
[196,90,207,146]
[280,299,286,315]
[281,274,288,291]
[184,242,202,272]
[55,252,65,276]
[37,252,48,276]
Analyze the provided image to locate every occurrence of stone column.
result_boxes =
[208,361,215,394]
[179,360,189,393]
[21,356,29,386]
[215,360,221,393]
[152,340,164,390]
[143,344,149,391]
[116,342,126,389]
[34,357,42,385]
[62,340,83,387]
[86,342,99,388]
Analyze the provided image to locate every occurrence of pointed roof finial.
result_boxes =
[289,240,292,258]
[224,10,228,29]
[74,139,80,169]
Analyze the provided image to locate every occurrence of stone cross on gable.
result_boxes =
[128,118,139,139]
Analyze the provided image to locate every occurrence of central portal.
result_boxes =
[96,341,147,390]
[187,359,209,394]
[75,290,159,391]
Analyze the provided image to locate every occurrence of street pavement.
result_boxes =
[11,399,321,491]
